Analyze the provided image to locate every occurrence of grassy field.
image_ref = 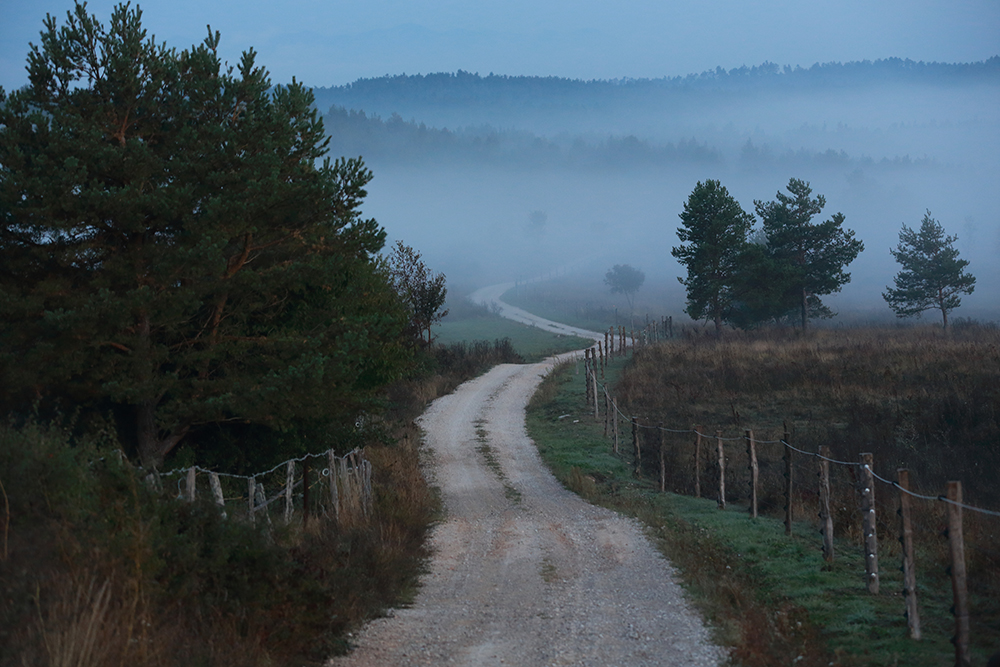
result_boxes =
[526,330,1000,667]
[434,298,593,362]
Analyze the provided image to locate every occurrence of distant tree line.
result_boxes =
[312,57,1000,116]
[673,180,975,332]
[322,105,721,168]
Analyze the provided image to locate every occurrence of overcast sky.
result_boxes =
[2,0,999,91]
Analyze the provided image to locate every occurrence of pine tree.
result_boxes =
[754,178,864,329]
[0,3,410,466]
[672,180,754,335]
[883,211,975,329]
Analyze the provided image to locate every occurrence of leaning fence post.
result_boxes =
[783,430,793,535]
[186,467,196,503]
[745,430,758,518]
[284,460,295,524]
[897,469,920,639]
[819,446,835,563]
[631,417,640,476]
[860,453,879,594]
[716,430,726,510]
[946,481,970,666]
[693,427,702,499]
[210,472,226,519]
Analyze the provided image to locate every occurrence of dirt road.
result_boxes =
[330,338,723,665]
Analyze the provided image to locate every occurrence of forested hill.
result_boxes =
[311,57,999,122]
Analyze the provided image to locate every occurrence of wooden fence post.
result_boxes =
[819,446,835,563]
[186,467,196,503]
[693,427,702,499]
[860,453,879,594]
[303,459,311,526]
[591,358,599,420]
[602,389,608,436]
[210,472,226,518]
[254,480,271,526]
[599,341,605,380]
[946,481,970,667]
[783,430,793,535]
[632,417,640,476]
[897,469,920,639]
[584,349,592,406]
[745,430,758,518]
[284,460,295,524]
[716,430,726,510]
[328,449,340,522]
[612,398,620,454]
[658,423,665,493]
[248,477,256,524]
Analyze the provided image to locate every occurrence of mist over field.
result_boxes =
[315,61,1000,323]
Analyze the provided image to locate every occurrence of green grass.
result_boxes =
[434,314,592,362]
[526,355,995,667]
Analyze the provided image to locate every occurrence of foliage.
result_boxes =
[749,179,864,329]
[604,264,646,317]
[672,180,755,335]
[883,211,975,329]
[0,3,409,467]
[385,240,448,346]
[0,417,436,666]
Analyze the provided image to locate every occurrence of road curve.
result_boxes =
[329,347,723,666]
[467,283,605,342]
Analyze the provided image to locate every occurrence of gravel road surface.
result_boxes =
[329,334,724,665]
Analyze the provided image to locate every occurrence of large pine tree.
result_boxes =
[0,3,409,466]
[753,178,864,329]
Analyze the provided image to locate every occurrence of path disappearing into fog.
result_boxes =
[468,282,605,341]
[329,289,722,666]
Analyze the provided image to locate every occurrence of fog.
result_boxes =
[325,66,1000,323]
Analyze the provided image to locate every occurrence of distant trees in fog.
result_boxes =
[674,179,864,331]
[883,212,976,330]
[604,264,646,324]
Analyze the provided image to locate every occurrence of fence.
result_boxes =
[144,448,373,527]
[580,343,998,667]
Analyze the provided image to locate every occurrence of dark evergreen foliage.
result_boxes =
[672,180,754,335]
[0,3,410,466]
[883,211,975,329]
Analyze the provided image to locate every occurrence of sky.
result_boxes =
[2,0,999,91]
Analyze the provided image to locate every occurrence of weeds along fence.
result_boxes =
[142,448,373,527]
[580,343,998,667]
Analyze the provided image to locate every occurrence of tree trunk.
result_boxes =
[137,401,189,468]
[800,286,809,330]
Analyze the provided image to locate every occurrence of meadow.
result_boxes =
[527,324,1000,666]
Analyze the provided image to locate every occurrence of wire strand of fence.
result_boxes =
[156,447,363,482]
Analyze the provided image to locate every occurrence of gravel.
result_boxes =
[328,351,725,667]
